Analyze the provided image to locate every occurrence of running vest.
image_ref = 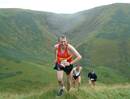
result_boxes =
[57,44,73,64]
[73,68,80,76]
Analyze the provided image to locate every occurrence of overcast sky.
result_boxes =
[0,0,130,13]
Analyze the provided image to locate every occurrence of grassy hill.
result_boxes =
[0,3,130,99]
[0,83,130,99]
[71,3,130,65]
[0,58,56,92]
[25,84,130,99]
[0,9,57,64]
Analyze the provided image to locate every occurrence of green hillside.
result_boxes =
[0,9,57,64]
[75,4,130,80]
[0,58,56,92]
[0,3,130,99]
[24,84,130,99]
[0,83,130,99]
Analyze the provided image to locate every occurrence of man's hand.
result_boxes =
[63,61,70,66]
[60,60,70,67]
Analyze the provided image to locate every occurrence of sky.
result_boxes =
[0,0,130,14]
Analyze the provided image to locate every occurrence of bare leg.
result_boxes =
[76,76,81,91]
[89,79,91,85]
[93,81,96,86]
[66,75,70,91]
[73,80,76,88]
[91,81,96,87]
[56,70,65,96]
[66,71,72,91]
[56,71,64,90]
[72,78,76,88]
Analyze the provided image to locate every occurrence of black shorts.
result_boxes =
[54,63,73,75]
[73,75,79,80]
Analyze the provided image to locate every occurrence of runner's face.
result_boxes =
[76,66,80,70]
[59,38,67,46]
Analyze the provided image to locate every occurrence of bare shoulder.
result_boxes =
[68,43,82,58]
[54,44,59,49]
[68,44,78,53]
[73,67,76,71]
[80,66,82,70]
[67,44,75,50]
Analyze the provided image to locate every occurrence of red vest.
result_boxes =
[57,44,73,64]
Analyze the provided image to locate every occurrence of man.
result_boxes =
[88,70,97,87]
[54,35,82,96]
[72,65,82,90]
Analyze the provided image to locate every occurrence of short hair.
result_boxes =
[60,35,66,39]
[58,35,67,42]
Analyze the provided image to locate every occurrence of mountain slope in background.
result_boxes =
[0,9,57,64]
[0,3,130,98]
[74,4,130,80]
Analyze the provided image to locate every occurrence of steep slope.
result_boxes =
[1,84,129,99]
[0,3,130,96]
[77,3,130,67]
[0,9,57,64]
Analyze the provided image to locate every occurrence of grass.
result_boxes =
[0,57,57,93]
[0,57,130,99]
[0,83,129,99]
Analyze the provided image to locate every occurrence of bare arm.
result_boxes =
[68,44,82,64]
[54,44,58,63]
[80,67,82,72]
